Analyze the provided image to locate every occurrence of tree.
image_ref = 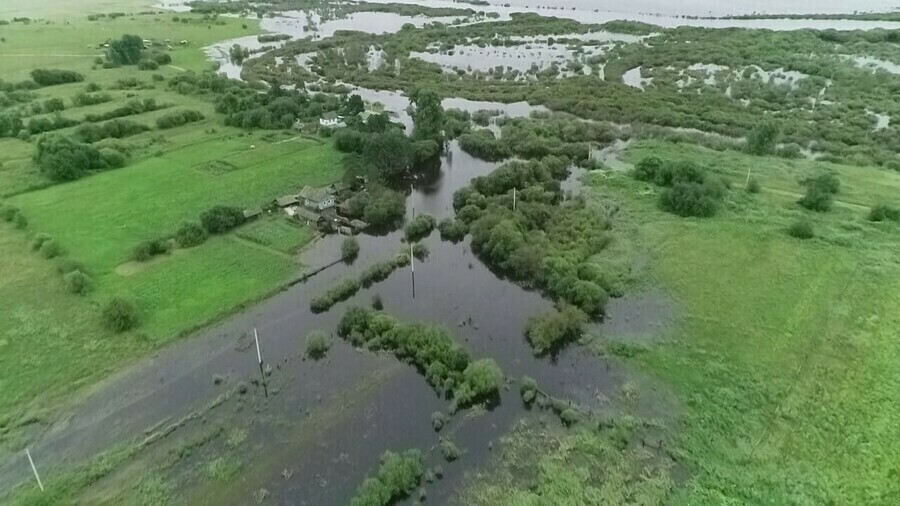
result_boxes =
[344,94,364,116]
[363,189,406,228]
[341,236,360,263]
[175,221,208,247]
[107,34,144,65]
[745,120,779,156]
[364,129,413,179]
[33,135,104,181]
[199,205,245,233]
[455,358,503,405]
[410,89,444,144]
[798,173,840,212]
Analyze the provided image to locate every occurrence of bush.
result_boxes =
[13,213,27,229]
[659,180,725,218]
[175,221,208,247]
[438,218,468,242]
[30,69,84,86]
[64,270,93,295]
[155,109,205,129]
[455,358,503,405]
[520,376,538,405]
[798,173,840,212]
[305,331,330,359]
[525,306,588,355]
[72,92,112,107]
[132,238,170,262]
[350,450,424,506]
[746,177,761,194]
[137,59,159,70]
[867,204,900,222]
[439,439,461,462]
[102,297,139,332]
[39,239,63,259]
[1,205,19,222]
[787,219,814,239]
[362,189,406,228]
[310,278,362,313]
[31,233,51,251]
[42,98,65,112]
[431,411,447,431]
[404,214,436,241]
[200,205,245,233]
[107,34,143,65]
[56,258,87,275]
[341,236,360,263]
[33,135,105,181]
[74,119,150,143]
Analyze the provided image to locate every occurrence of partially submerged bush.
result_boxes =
[455,358,503,406]
[310,278,362,313]
[439,439,461,462]
[350,450,423,506]
[787,219,814,239]
[438,218,468,242]
[525,305,588,355]
[64,270,93,295]
[305,331,330,359]
[102,297,139,332]
[341,236,360,263]
[404,214,436,241]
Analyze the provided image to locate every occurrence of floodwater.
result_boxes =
[0,142,646,504]
[410,43,605,77]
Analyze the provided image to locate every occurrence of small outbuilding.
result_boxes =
[294,207,322,225]
[243,207,263,220]
[275,195,299,208]
[319,111,344,128]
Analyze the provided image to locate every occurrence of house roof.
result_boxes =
[275,195,299,207]
[322,111,339,120]
[298,185,334,203]
[243,207,263,218]
[295,207,321,222]
[359,110,373,121]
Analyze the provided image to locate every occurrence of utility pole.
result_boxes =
[253,328,268,398]
[410,243,416,299]
[26,449,43,492]
[513,187,517,211]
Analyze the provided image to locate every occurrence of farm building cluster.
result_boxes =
[271,182,369,235]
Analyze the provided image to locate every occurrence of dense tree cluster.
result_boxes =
[33,135,126,181]
[85,98,162,122]
[634,156,727,217]
[404,214,436,241]
[74,119,150,143]
[106,34,144,65]
[26,115,79,135]
[30,69,84,87]
[341,187,407,229]
[155,109,205,129]
[338,307,503,406]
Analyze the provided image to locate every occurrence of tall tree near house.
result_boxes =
[411,88,445,145]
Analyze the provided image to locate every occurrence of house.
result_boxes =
[298,186,336,211]
[275,195,299,208]
[359,110,373,123]
[243,207,263,220]
[319,111,344,128]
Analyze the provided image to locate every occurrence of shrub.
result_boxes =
[106,34,143,65]
[137,59,159,70]
[64,270,93,295]
[745,120,779,156]
[362,189,406,228]
[72,92,112,107]
[350,450,423,506]
[42,98,65,112]
[455,358,503,405]
[33,135,105,181]
[31,233,51,251]
[30,69,84,86]
[659,179,725,218]
[132,238,170,262]
[13,212,27,229]
[74,119,150,143]
[1,205,19,222]
[56,258,87,275]
[438,218,468,242]
[404,214,436,241]
[175,221,208,247]
[559,408,582,427]
[746,177,761,194]
[155,109,205,129]
[310,278,362,313]
[798,173,840,212]
[341,237,360,263]
[439,439,461,462]
[102,297,139,332]
[520,376,538,405]
[200,205,245,233]
[525,306,588,355]
[867,204,900,222]
[787,219,814,239]
[431,411,447,431]
[305,331,330,359]
[39,239,63,259]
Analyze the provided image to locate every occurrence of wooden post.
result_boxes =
[26,449,44,492]
[253,328,268,398]
[513,187,517,211]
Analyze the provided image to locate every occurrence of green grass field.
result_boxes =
[0,9,344,446]
[594,144,900,504]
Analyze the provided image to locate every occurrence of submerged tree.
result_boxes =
[411,88,444,145]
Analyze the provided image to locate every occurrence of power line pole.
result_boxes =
[253,328,268,398]
[26,449,43,492]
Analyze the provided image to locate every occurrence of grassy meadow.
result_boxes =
[0,10,344,444]
[600,144,899,504]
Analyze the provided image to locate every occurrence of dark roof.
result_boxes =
[243,207,263,218]
[275,195,299,207]
[298,186,334,203]
[295,207,321,222]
